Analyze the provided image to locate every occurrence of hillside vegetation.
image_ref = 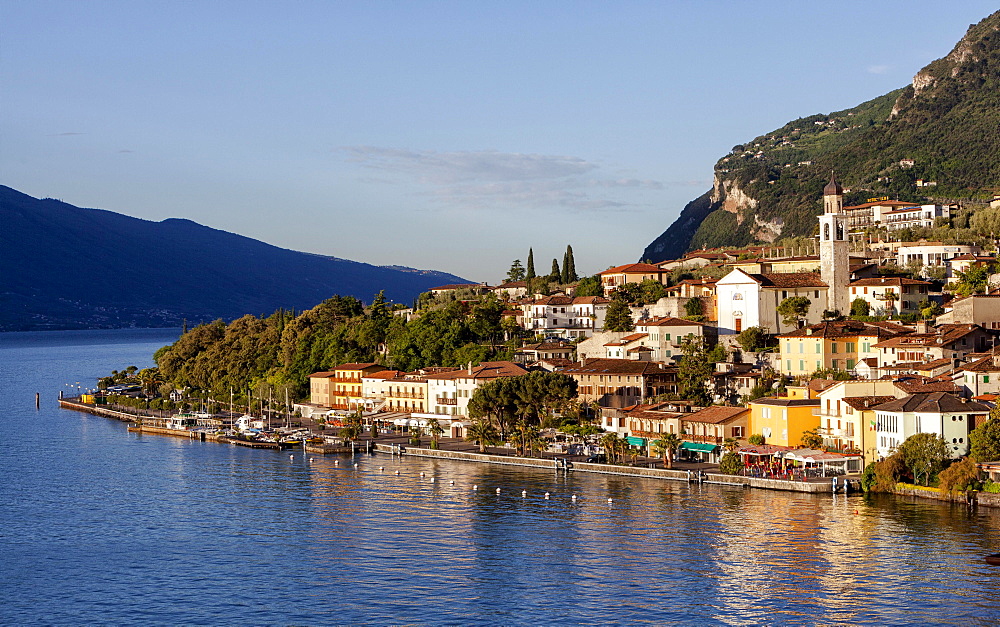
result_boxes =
[643,10,1000,261]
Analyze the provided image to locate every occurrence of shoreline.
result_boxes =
[60,398,999,506]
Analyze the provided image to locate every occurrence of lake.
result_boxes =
[1,329,999,625]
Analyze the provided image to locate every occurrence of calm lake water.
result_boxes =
[2,329,1000,625]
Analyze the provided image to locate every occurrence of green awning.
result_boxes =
[680,441,719,453]
[626,436,647,446]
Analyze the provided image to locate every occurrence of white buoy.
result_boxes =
[473,484,478,490]
[449,480,454,485]
[394,470,399,475]
[521,490,527,497]
[571,494,577,501]
[420,472,425,477]
[354,463,358,468]
[289,454,294,460]
[379,466,384,472]
[334,460,339,466]
[496,488,501,494]
[608,498,613,504]
[544,492,550,500]
[309,458,314,463]
[430,477,435,483]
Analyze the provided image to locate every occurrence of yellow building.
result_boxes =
[309,363,385,410]
[748,396,820,447]
[777,320,910,377]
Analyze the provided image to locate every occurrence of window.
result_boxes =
[815,343,821,354]
[798,342,804,354]
[786,342,791,353]
[832,343,838,354]
[799,360,805,371]
[984,376,990,383]
[735,318,742,333]
[731,426,745,438]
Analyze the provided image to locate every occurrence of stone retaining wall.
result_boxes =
[570,462,832,493]
[895,484,1000,508]
[376,444,557,469]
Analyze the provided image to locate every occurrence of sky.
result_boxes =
[4,1,998,284]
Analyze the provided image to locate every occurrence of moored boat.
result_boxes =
[986,553,1000,566]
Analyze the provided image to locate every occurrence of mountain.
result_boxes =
[0,186,469,331]
[643,10,1000,263]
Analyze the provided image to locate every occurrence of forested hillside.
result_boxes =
[153,291,517,401]
[643,10,1000,262]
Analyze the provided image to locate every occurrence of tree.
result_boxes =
[748,433,765,445]
[777,296,811,328]
[550,258,561,281]
[526,248,536,280]
[723,437,740,453]
[561,250,570,284]
[683,297,705,322]
[719,452,742,475]
[735,326,768,353]
[427,418,444,449]
[800,428,823,449]
[652,432,681,468]
[507,259,525,283]
[676,337,722,405]
[954,262,997,297]
[465,419,500,453]
[564,245,578,283]
[574,275,602,297]
[603,297,634,332]
[970,412,1000,462]
[898,432,949,486]
[919,299,944,320]
[870,453,908,492]
[849,298,870,318]
[938,457,981,494]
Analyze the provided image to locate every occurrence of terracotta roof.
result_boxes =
[749,272,828,288]
[520,342,574,352]
[626,346,655,353]
[843,200,915,210]
[778,320,910,340]
[683,405,749,424]
[366,370,406,380]
[493,281,527,288]
[872,392,990,414]
[424,361,527,381]
[849,277,932,287]
[599,263,663,275]
[308,371,337,378]
[893,377,961,394]
[842,396,895,411]
[335,362,380,370]
[808,379,839,392]
[563,359,676,376]
[621,333,648,342]
[750,397,820,407]
[960,355,1000,373]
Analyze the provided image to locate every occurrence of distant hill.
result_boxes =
[643,10,1000,262]
[0,186,469,331]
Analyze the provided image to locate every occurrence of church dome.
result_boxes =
[824,172,843,196]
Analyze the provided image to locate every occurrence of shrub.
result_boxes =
[937,457,981,494]
[748,434,765,445]
[719,452,742,475]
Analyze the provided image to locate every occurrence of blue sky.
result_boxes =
[4,1,997,284]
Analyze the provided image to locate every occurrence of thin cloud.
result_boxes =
[342,146,663,212]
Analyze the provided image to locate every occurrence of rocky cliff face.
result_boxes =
[642,10,1000,264]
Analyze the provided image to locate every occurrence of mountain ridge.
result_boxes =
[643,10,1000,262]
[0,185,468,331]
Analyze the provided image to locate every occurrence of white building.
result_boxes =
[522,296,609,339]
[847,277,932,316]
[715,269,828,339]
[873,392,990,459]
[896,243,982,270]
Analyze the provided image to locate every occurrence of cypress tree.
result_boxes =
[526,248,536,280]
[550,258,560,281]
[565,245,577,282]
[561,250,570,284]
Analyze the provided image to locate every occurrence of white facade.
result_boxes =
[715,269,827,338]
[523,296,608,339]
[896,243,982,270]
[819,180,850,315]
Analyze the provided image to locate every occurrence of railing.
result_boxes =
[682,434,722,445]
[391,391,425,399]
[330,377,362,384]
[436,397,458,405]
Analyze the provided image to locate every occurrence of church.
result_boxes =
[715,174,850,339]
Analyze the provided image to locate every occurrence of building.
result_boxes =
[937,293,1000,329]
[514,341,575,365]
[715,269,828,338]
[956,353,1000,399]
[874,324,994,368]
[812,380,904,462]
[881,204,953,231]
[522,296,609,339]
[896,243,982,270]
[422,361,528,420]
[818,173,850,315]
[562,358,678,411]
[776,320,911,377]
[309,363,385,410]
[848,277,932,316]
[598,263,666,296]
[873,392,991,459]
[748,396,821,448]
[599,317,708,363]
[429,283,489,296]
[843,199,914,233]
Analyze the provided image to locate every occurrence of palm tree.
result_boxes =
[428,418,444,449]
[723,437,741,453]
[653,432,682,468]
[600,432,621,464]
[465,419,500,454]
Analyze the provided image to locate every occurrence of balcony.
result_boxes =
[331,377,362,384]
[391,391,425,399]
[682,434,722,445]
[873,293,897,301]
[436,397,458,405]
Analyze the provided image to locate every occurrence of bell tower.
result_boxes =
[819,172,849,316]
